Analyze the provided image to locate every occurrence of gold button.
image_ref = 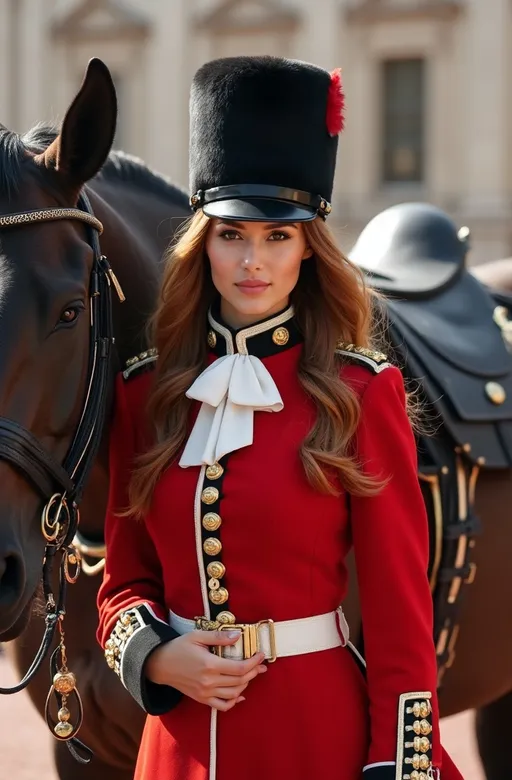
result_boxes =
[419,755,430,771]
[419,737,431,753]
[201,487,219,505]
[207,561,225,579]
[272,326,289,346]
[203,538,222,556]
[419,701,431,718]
[217,611,236,624]
[202,512,222,531]
[208,577,220,591]
[206,463,224,480]
[209,587,229,605]
[207,330,217,348]
[419,719,432,735]
[485,381,506,405]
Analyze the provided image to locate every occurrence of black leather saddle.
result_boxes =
[350,202,512,468]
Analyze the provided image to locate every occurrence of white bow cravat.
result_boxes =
[179,353,283,467]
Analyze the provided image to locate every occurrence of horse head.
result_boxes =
[0,58,117,640]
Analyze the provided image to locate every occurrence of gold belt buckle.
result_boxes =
[215,620,277,663]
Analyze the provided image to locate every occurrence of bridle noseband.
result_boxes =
[0,193,124,762]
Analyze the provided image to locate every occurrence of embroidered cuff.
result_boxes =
[104,603,183,715]
[397,691,435,780]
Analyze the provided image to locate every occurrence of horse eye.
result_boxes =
[58,305,83,326]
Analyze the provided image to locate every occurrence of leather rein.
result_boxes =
[0,194,124,760]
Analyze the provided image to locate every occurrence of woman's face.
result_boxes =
[205,218,313,329]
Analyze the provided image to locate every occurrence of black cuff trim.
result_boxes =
[104,604,183,715]
[362,768,395,779]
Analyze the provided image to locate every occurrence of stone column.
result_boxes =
[144,0,188,187]
[296,0,343,70]
[0,0,12,125]
[460,0,510,219]
[17,0,46,132]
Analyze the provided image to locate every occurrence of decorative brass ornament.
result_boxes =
[207,330,217,349]
[217,611,236,624]
[45,619,83,742]
[485,381,506,405]
[207,561,226,579]
[202,512,222,532]
[208,577,221,591]
[41,493,70,544]
[203,537,222,556]
[194,616,221,631]
[407,700,432,719]
[53,671,77,695]
[201,487,219,505]
[209,587,229,605]
[272,327,289,346]
[206,463,224,480]
[63,546,82,584]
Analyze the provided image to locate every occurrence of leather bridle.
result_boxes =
[0,193,124,760]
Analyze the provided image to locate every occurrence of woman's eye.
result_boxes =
[219,230,240,240]
[268,231,290,241]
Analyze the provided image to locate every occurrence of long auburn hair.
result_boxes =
[128,210,387,516]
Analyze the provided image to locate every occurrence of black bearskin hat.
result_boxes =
[188,55,345,222]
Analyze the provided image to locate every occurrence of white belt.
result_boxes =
[169,607,349,662]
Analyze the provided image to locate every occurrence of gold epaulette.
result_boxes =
[122,348,158,380]
[335,341,391,374]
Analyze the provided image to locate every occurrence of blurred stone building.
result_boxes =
[0,0,510,263]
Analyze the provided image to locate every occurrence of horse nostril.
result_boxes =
[0,554,24,608]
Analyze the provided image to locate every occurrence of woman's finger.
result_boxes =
[211,684,248,700]
[208,696,245,712]
[208,666,266,688]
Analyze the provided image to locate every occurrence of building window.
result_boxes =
[382,58,425,183]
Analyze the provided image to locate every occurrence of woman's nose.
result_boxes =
[242,247,261,269]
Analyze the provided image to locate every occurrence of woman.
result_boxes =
[97,56,464,780]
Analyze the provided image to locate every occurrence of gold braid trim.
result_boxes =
[122,348,158,380]
[104,608,145,679]
[335,342,391,374]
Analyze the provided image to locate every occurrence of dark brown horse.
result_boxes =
[0,59,190,779]
[1,58,512,780]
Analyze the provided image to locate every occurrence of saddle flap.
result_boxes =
[388,308,512,425]
[386,273,511,379]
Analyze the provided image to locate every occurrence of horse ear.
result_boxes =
[36,58,117,192]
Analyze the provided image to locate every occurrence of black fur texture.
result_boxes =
[189,56,339,202]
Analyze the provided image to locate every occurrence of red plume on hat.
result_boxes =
[326,68,345,136]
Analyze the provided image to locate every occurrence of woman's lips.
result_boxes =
[235,280,270,294]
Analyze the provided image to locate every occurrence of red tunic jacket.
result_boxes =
[97,307,463,780]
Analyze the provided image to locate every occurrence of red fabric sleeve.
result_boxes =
[350,366,442,770]
[96,372,168,649]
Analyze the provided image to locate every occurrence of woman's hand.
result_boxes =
[145,629,267,711]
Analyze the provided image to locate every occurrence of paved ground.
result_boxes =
[0,652,484,779]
